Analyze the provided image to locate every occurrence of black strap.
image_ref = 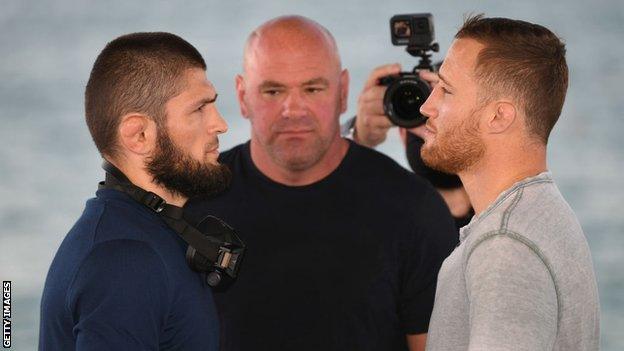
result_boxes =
[98,160,222,261]
[160,205,221,260]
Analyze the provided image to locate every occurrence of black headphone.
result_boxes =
[98,160,245,291]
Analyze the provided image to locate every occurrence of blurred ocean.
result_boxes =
[1,0,622,349]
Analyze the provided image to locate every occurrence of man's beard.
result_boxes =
[421,110,486,174]
[146,127,231,199]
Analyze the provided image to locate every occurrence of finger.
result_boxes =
[407,124,428,138]
[359,85,388,103]
[368,114,394,129]
[358,98,386,116]
[419,70,439,86]
[363,63,402,89]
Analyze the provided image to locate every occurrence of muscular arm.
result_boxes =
[465,235,558,350]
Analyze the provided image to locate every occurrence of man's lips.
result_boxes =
[206,144,220,154]
[424,122,436,135]
[276,129,314,135]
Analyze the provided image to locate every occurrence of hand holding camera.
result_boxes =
[355,63,401,148]
[356,67,440,147]
[354,13,440,147]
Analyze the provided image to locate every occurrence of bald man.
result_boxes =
[185,16,457,351]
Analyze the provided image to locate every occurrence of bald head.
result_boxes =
[234,15,350,183]
[243,15,342,75]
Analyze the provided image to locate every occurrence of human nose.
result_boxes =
[209,108,228,135]
[420,88,439,120]
[282,91,307,118]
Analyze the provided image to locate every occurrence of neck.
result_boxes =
[250,136,349,186]
[108,158,188,207]
[458,146,547,216]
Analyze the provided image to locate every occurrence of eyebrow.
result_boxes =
[194,94,218,107]
[302,78,330,86]
[438,73,454,89]
[258,78,330,90]
[259,81,286,90]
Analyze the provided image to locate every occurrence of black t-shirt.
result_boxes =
[185,140,458,351]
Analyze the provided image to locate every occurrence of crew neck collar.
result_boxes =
[459,171,554,241]
[240,139,356,191]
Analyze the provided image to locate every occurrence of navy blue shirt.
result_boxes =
[39,189,219,351]
[185,141,458,351]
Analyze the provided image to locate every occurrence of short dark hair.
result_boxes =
[456,15,568,143]
[85,32,206,157]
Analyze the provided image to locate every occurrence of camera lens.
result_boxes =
[393,20,411,38]
[383,76,431,128]
[392,85,422,118]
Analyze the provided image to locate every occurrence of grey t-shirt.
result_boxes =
[426,172,600,351]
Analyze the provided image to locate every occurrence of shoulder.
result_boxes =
[74,239,168,285]
[91,191,173,244]
[345,142,457,245]
[507,180,584,237]
[68,239,171,307]
[351,143,451,219]
[346,141,435,195]
[467,231,549,265]
[462,232,559,321]
[55,193,170,270]
[469,177,587,259]
[347,141,411,175]
[464,231,556,290]
[64,240,176,348]
[458,233,559,350]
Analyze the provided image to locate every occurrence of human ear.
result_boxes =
[339,69,350,113]
[486,101,516,134]
[235,74,249,118]
[118,113,157,155]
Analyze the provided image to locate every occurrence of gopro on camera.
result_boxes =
[390,13,435,48]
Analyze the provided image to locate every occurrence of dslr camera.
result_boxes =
[380,13,439,128]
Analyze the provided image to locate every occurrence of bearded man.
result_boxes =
[39,32,230,350]
[419,15,600,350]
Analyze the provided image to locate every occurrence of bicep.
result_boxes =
[466,235,557,350]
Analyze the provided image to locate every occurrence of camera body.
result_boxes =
[381,13,439,128]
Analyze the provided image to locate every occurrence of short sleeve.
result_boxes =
[465,235,558,350]
[399,184,458,334]
[67,240,170,351]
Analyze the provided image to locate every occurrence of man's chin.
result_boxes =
[204,155,220,166]
[421,146,450,173]
[420,132,435,146]
[280,154,316,171]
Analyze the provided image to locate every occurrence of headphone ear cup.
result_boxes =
[186,246,211,272]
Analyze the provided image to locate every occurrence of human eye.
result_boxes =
[194,103,207,113]
[440,86,452,95]
[194,94,218,113]
[261,88,283,97]
[305,86,324,94]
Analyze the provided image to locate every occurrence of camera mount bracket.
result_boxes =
[406,42,439,72]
